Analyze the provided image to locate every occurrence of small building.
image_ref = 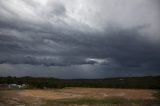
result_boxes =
[0,84,27,89]
[8,84,20,89]
[8,84,27,89]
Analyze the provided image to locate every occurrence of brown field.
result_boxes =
[0,87,159,106]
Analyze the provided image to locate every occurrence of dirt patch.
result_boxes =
[0,90,45,106]
[18,89,83,100]
[0,88,157,106]
[60,88,155,100]
[18,88,155,100]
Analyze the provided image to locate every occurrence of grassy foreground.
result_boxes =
[43,91,160,106]
[44,98,160,106]
[0,89,160,106]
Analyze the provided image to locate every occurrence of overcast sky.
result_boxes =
[0,0,160,79]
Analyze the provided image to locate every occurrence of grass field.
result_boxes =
[0,88,160,106]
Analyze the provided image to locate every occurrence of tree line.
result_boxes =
[0,76,160,89]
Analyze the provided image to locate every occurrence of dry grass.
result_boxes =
[17,88,156,100]
[0,88,159,106]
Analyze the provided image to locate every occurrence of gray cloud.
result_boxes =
[0,0,160,78]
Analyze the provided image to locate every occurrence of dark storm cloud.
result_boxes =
[0,23,160,70]
[0,0,160,78]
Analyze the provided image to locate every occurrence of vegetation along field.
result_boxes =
[0,76,160,106]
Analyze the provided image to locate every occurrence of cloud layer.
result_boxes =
[0,0,160,78]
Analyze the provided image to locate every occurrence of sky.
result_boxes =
[0,0,160,79]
